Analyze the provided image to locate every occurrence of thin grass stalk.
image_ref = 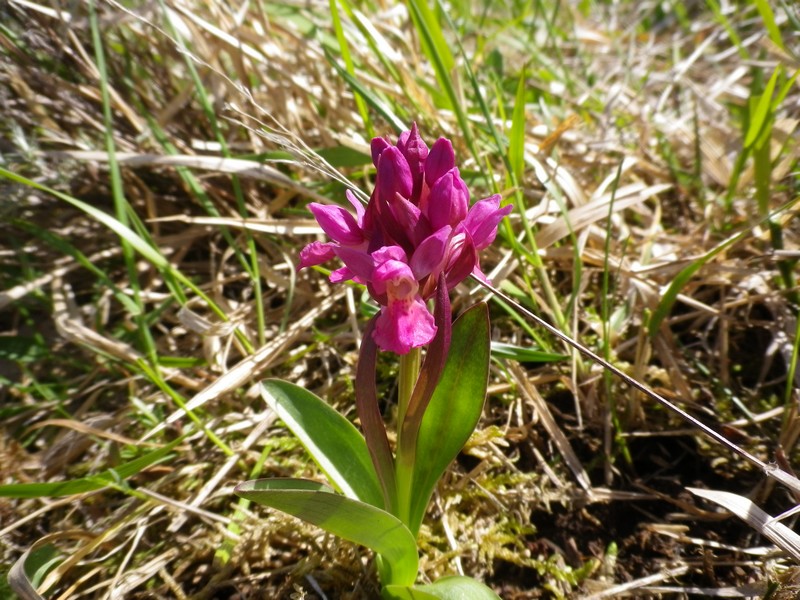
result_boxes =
[601,162,631,481]
[475,276,800,496]
[137,360,235,457]
[330,0,374,138]
[90,0,158,366]
[156,0,266,347]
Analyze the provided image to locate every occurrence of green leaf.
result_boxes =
[508,69,527,184]
[754,0,786,52]
[316,145,372,168]
[235,478,418,587]
[384,576,501,599]
[407,303,490,534]
[648,195,800,336]
[0,437,183,498]
[744,66,781,149]
[0,336,48,363]
[8,543,61,600]
[490,341,566,363]
[260,379,384,508]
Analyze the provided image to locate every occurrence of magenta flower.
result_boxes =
[300,124,512,354]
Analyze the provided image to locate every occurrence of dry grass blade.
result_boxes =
[52,277,200,391]
[688,487,800,563]
[7,545,46,600]
[4,0,800,596]
[144,290,343,439]
[509,362,592,492]
[580,565,690,599]
[48,151,332,203]
[534,183,672,249]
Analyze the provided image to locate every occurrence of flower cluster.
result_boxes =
[300,124,511,354]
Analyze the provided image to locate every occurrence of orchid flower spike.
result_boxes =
[300,124,512,354]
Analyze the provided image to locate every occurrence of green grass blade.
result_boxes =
[490,341,566,363]
[0,168,168,268]
[0,167,242,341]
[406,0,477,164]
[330,0,374,138]
[648,195,800,337]
[325,47,407,133]
[754,0,787,52]
[406,0,455,74]
[744,66,781,149]
[90,0,157,361]
[508,69,527,184]
[0,437,184,498]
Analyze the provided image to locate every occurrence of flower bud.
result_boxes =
[397,122,429,201]
[371,136,391,167]
[376,147,413,203]
[424,137,456,187]
[426,168,469,231]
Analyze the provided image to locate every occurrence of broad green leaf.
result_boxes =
[407,303,490,534]
[235,478,418,587]
[0,437,183,498]
[383,587,438,600]
[385,576,501,599]
[261,379,384,508]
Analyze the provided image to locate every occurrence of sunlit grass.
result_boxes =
[1,0,799,597]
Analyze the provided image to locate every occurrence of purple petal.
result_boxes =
[334,246,375,282]
[345,189,366,227]
[409,226,451,279]
[426,168,469,231]
[469,265,491,284]
[298,241,336,269]
[373,297,437,355]
[308,202,364,246]
[385,194,421,249]
[371,136,391,167]
[463,194,512,250]
[424,137,456,187]
[330,265,355,283]
[377,147,413,202]
[443,230,477,289]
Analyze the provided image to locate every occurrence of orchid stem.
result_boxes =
[396,347,421,526]
[397,348,421,447]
